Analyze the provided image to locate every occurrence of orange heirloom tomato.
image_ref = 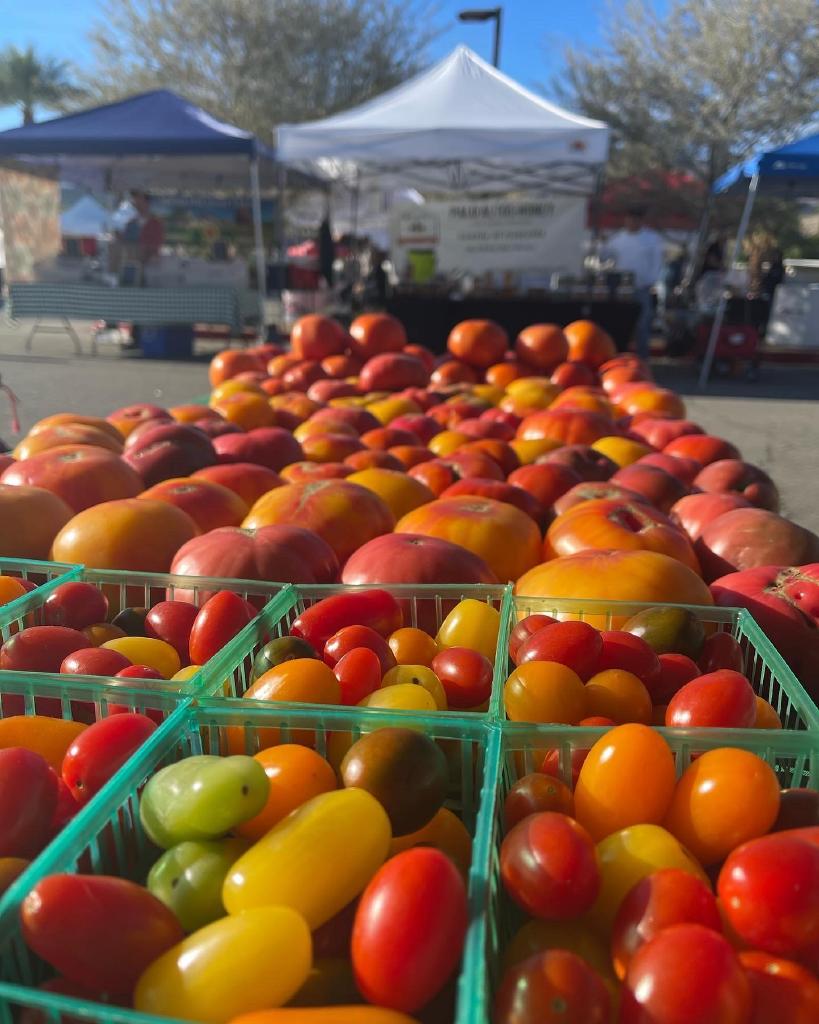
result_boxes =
[234,745,337,841]
[545,498,701,574]
[0,483,72,560]
[345,468,433,520]
[223,788,391,928]
[504,662,588,725]
[574,724,676,842]
[663,748,781,865]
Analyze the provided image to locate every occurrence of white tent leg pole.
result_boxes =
[249,155,267,341]
[698,172,759,390]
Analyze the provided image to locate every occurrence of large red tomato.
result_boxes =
[698,508,819,581]
[122,423,216,486]
[517,409,614,446]
[563,321,617,368]
[349,313,406,359]
[663,434,740,465]
[553,481,651,516]
[191,463,283,507]
[693,459,780,511]
[669,491,752,541]
[208,348,265,386]
[290,315,349,360]
[50,498,197,572]
[610,463,688,513]
[515,324,568,372]
[1,445,142,514]
[212,427,303,472]
[447,319,508,369]
[629,417,703,449]
[545,498,701,573]
[508,463,582,509]
[440,478,546,526]
[138,477,248,532]
[0,483,73,559]
[358,353,429,392]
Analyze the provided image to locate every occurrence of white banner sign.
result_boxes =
[391,197,585,280]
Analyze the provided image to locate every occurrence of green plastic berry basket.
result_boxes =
[196,582,514,721]
[0,559,81,630]
[465,721,819,1024]
[0,699,500,1024]
[500,595,819,732]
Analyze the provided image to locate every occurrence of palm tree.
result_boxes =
[0,46,82,125]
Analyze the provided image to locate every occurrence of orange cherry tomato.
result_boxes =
[754,695,783,729]
[584,669,653,724]
[504,662,588,725]
[0,576,26,606]
[234,745,337,841]
[664,748,781,865]
[574,724,676,842]
[387,628,438,667]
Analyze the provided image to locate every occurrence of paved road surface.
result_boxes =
[1,323,817,530]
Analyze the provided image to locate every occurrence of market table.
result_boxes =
[386,291,642,353]
[6,283,259,354]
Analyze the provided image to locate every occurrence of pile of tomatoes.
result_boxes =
[21,725,473,1024]
[497,724,819,1022]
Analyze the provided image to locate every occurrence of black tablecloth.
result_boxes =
[386,293,641,353]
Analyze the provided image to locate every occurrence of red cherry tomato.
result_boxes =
[516,621,603,680]
[352,847,467,1013]
[324,624,397,676]
[60,647,132,677]
[333,647,382,705]
[291,589,403,651]
[0,626,90,673]
[740,950,819,1024]
[49,776,82,838]
[718,834,819,956]
[503,773,574,829]
[595,631,661,691]
[665,669,756,728]
[0,748,58,857]
[431,647,493,708]
[540,716,616,786]
[509,613,557,663]
[61,713,157,805]
[495,949,610,1024]
[500,811,599,919]
[42,582,108,631]
[145,601,199,663]
[611,868,722,979]
[21,874,183,994]
[115,665,165,680]
[699,632,744,673]
[188,590,255,665]
[620,923,751,1024]
[654,653,699,703]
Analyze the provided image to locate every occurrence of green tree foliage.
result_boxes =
[0,45,83,125]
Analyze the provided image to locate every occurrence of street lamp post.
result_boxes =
[457,7,502,68]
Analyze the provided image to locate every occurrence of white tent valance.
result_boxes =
[277,46,609,196]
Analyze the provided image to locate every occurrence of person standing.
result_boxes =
[604,206,665,359]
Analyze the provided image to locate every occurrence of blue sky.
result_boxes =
[0,0,619,129]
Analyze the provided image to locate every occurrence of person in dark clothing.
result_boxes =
[317,216,334,288]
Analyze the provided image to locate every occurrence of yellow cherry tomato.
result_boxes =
[380,665,447,710]
[100,637,181,679]
[435,598,500,662]
[230,1010,419,1024]
[590,823,710,934]
[358,683,438,713]
[223,788,391,928]
[388,627,439,667]
[390,807,471,876]
[134,906,311,1023]
[574,724,676,841]
[171,664,201,683]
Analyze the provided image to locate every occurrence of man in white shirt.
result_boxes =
[604,206,665,359]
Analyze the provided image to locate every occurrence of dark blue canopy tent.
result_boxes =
[0,90,287,326]
[700,127,819,386]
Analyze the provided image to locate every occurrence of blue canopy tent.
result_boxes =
[0,90,285,329]
[700,127,819,387]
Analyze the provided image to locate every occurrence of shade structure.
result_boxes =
[713,128,819,198]
[60,196,110,237]
[277,46,609,196]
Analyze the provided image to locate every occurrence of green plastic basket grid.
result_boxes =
[196,582,514,721]
[0,559,81,629]
[467,721,819,1024]
[0,698,500,1024]
[0,568,296,699]
[505,595,819,732]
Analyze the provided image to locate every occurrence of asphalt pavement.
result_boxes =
[1,323,816,530]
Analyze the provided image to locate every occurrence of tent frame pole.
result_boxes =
[698,171,759,390]
[249,153,267,342]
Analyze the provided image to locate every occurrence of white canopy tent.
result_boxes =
[60,196,110,237]
[277,46,609,197]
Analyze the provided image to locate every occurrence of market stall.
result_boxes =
[0,90,282,353]
[701,127,819,385]
[277,46,639,344]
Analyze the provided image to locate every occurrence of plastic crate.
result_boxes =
[0,559,81,629]
[466,721,819,1024]
[198,583,513,719]
[0,569,294,697]
[0,699,498,1024]
[503,595,819,731]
